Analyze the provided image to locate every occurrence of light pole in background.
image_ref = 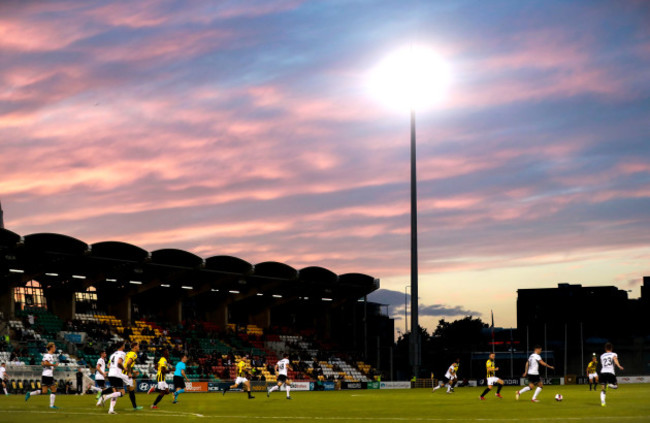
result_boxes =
[369,45,450,379]
[404,284,410,334]
[408,107,421,377]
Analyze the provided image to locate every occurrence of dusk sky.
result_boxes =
[1,1,649,332]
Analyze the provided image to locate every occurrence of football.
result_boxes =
[555,394,563,401]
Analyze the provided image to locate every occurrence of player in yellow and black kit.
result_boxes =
[223,355,255,399]
[123,342,143,410]
[587,355,599,390]
[479,353,504,400]
[122,342,142,410]
[149,349,171,409]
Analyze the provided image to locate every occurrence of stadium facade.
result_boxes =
[0,227,394,359]
[517,281,650,375]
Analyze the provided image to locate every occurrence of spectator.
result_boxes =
[76,368,83,394]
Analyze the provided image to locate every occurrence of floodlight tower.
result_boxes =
[368,46,450,379]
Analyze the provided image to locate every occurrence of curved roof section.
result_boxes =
[0,228,21,248]
[91,241,149,262]
[23,233,88,255]
[339,273,377,289]
[299,266,338,284]
[151,248,203,268]
[205,255,253,275]
[254,261,298,280]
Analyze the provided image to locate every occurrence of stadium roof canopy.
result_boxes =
[0,229,379,306]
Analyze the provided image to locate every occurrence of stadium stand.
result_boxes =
[0,227,394,390]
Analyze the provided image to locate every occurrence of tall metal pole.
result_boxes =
[580,322,584,376]
[510,328,514,378]
[564,323,569,378]
[404,285,410,334]
[544,324,548,379]
[409,108,420,379]
[364,295,368,360]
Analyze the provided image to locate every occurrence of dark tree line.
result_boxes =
[394,316,490,379]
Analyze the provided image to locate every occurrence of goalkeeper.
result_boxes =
[172,354,191,404]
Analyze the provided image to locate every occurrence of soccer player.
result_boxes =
[0,362,9,395]
[267,352,292,399]
[223,356,255,399]
[123,342,143,410]
[172,354,191,404]
[97,341,127,414]
[432,359,459,393]
[479,353,504,400]
[25,342,59,409]
[599,342,624,407]
[587,355,599,391]
[149,349,171,409]
[88,350,107,395]
[516,345,554,403]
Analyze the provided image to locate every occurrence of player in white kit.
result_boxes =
[0,362,9,395]
[88,350,107,396]
[97,341,127,414]
[516,345,554,402]
[24,342,58,409]
[433,359,459,393]
[267,352,292,399]
[599,342,624,407]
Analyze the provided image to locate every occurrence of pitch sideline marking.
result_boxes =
[0,410,648,421]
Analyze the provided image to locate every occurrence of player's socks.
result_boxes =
[30,390,41,396]
[153,394,164,406]
[128,390,137,408]
[432,384,441,391]
[175,388,184,398]
[600,390,606,405]
[532,387,542,400]
[49,393,56,407]
[269,385,279,393]
[109,398,117,413]
[89,386,102,392]
[247,390,254,399]
[286,385,291,398]
[3,388,9,395]
[480,388,490,398]
[519,386,531,395]
[496,384,503,394]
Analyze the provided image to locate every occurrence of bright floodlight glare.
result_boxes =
[369,46,450,111]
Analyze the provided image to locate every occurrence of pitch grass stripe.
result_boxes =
[0,410,647,421]
[0,409,205,418]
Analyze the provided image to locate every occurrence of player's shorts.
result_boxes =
[124,376,134,388]
[95,378,106,388]
[235,376,248,385]
[41,376,55,387]
[277,374,288,384]
[157,381,169,390]
[600,373,617,385]
[487,377,501,386]
[527,374,541,384]
[588,373,598,381]
[108,376,124,389]
[173,376,186,390]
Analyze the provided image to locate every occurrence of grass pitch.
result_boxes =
[3,384,650,423]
